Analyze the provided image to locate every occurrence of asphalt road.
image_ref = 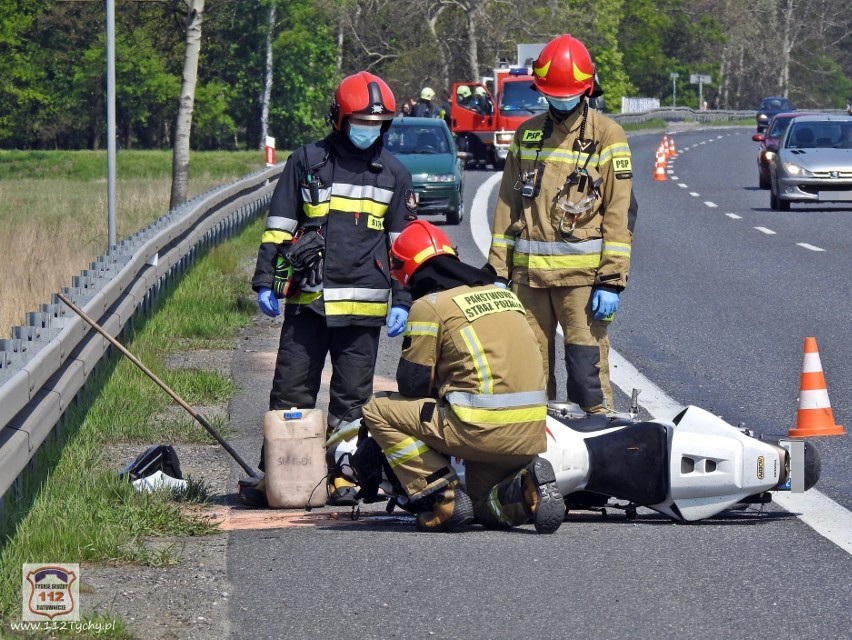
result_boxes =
[226,125,852,639]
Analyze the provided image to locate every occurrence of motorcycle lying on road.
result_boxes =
[328,394,821,523]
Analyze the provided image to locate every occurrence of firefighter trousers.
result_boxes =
[270,308,381,425]
[514,283,612,413]
[362,393,536,528]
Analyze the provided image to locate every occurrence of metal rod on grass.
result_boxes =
[57,292,261,479]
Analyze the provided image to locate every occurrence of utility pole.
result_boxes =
[670,73,679,108]
[690,74,712,110]
[106,0,116,248]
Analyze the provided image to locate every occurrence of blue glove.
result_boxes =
[257,287,280,317]
[591,289,619,320]
[386,306,408,337]
[493,279,509,289]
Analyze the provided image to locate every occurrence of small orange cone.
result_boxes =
[662,135,672,157]
[653,152,667,181]
[668,135,677,157]
[788,337,844,437]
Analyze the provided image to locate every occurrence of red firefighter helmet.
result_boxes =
[532,34,596,99]
[329,71,396,131]
[390,220,458,285]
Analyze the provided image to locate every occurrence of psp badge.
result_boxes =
[404,189,418,212]
[22,563,80,621]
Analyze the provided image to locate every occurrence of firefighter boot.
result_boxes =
[416,482,474,533]
[521,457,565,534]
[326,444,359,506]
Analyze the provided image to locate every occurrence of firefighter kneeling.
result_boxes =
[361,221,565,533]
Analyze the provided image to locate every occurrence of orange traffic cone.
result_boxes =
[668,135,677,157]
[662,135,672,157]
[788,337,844,437]
[653,152,667,181]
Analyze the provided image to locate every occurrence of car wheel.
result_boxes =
[778,197,790,212]
[758,173,770,189]
[446,208,462,225]
[769,185,780,211]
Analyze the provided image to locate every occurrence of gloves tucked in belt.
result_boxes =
[257,287,280,317]
[591,289,619,320]
[285,228,325,291]
[386,306,408,337]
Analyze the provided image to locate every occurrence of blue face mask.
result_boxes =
[348,122,381,149]
[546,96,582,112]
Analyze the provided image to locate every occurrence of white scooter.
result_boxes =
[332,393,820,523]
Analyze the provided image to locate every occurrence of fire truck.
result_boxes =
[450,43,547,170]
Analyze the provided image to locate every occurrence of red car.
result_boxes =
[752,112,823,189]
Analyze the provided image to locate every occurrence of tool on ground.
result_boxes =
[57,292,262,479]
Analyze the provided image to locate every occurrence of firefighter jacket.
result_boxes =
[487,106,635,292]
[397,284,547,455]
[252,132,416,326]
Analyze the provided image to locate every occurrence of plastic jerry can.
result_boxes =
[263,408,327,508]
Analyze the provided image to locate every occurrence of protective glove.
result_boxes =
[386,306,409,337]
[257,287,280,317]
[591,289,619,320]
[493,279,509,289]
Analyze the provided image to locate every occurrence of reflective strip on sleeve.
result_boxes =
[261,230,293,244]
[598,142,631,168]
[384,436,430,469]
[490,234,515,248]
[266,216,298,233]
[602,241,631,257]
[405,322,439,337]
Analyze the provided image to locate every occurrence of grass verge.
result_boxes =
[0,217,263,636]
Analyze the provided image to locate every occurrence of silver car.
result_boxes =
[769,114,852,211]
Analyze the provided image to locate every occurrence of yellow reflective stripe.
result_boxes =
[487,486,514,526]
[518,148,592,164]
[490,234,515,248]
[325,300,388,317]
[598,142,631,168]
[451,405,547,424]
[385,437,430,468]
[330,195,389,217]
[513,253,601,269]
[460,326,492,394]
[406,321,439,337]
[284,291,322,305]
[261,230,293,244]
[303,202,330,218]
[602,241,631,256]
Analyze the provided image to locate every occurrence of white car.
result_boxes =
[769,114,852,211]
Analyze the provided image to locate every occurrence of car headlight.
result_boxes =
[782,161,813,177]
[757,114,768,122]
[426,173,457,183]
[764,151,775,162]
[496,132,514,145]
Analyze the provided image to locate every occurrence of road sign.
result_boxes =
[690,74,711,84]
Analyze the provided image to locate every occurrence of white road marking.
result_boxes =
[471,175,852,555]
[678,183,688,188]
[797,243,825,252]
[726,213,742,219]
[755,226,776,235]
[704,201,718,208]
[689,192,700,197]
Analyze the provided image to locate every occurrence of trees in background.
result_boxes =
[0,0,849,152]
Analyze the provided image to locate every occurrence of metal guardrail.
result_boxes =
[0,164,282,509]
[609,106,849,126]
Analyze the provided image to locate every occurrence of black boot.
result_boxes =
[416,482,474,533]
[521,457,565,534]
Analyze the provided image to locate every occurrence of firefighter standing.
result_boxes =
[411,87,436,117]
[248,71,417,505]
[361,221,565,533]
[487,34,636,414]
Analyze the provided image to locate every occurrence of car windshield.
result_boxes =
[762,98,793,110]
[500,81,548,114]
[786,122,852,149]
[768,118,793,138]
[384,125,450,154]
